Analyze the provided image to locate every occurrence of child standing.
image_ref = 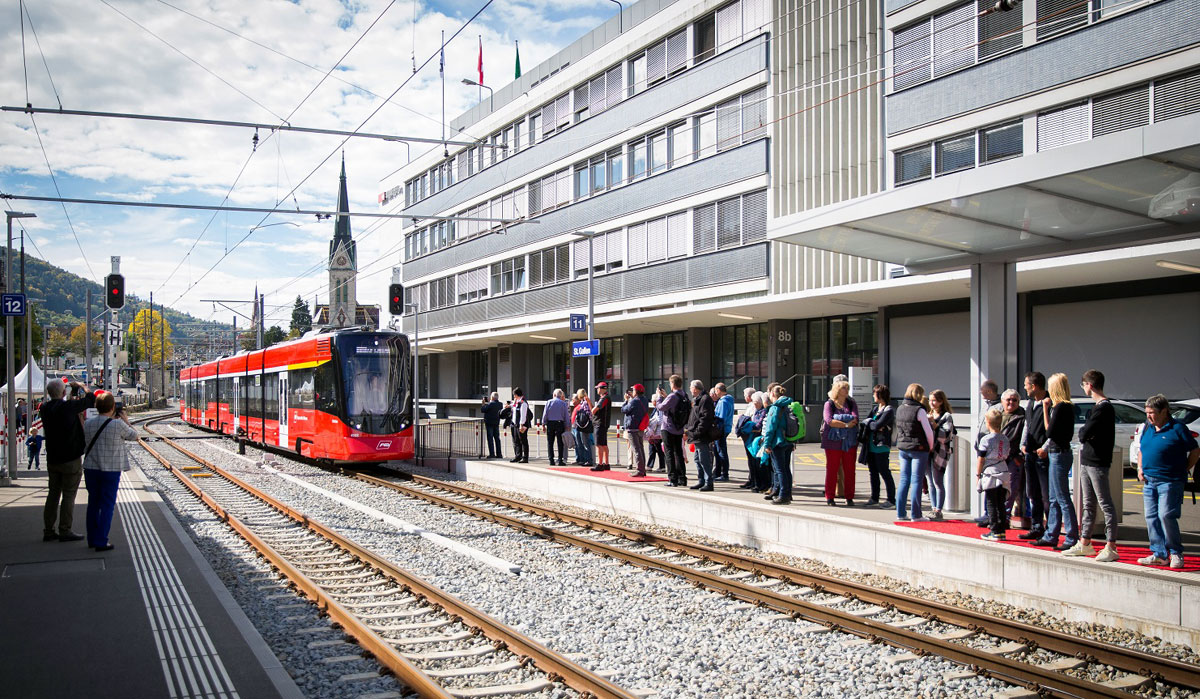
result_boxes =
[26,427,44,470]
[977,408,1011,541]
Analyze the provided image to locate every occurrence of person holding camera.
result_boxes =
[39,380,95,542]
[82,393,139,551]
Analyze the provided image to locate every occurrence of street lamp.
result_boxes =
[3,210,35,485]
[461,78,494,112]
[572,230,598,394]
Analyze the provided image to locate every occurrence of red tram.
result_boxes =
[179,330,412,462]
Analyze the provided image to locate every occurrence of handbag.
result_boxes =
[562,429,575,450]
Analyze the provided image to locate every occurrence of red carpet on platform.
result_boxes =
[895,519,1199,573]
[550,467,668,483]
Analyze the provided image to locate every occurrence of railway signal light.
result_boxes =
[388,283,405,314]
[106,273,125,309]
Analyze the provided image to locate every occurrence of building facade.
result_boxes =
[387,0,1200,419]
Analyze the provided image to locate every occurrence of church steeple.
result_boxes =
[329,153,355,267]
[327,153,359,328]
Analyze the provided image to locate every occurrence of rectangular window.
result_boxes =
[1037,0,1088,40]
[647,217,666,263]
[716,196,742,249]
[696,111,716,157]
[694,13,716,62]
[716,1,743,52]
[741,87,767,141]
[573,83,589,122]
[600,338,624,398]
[667,213,688,259]
[529,113,542,143]
[716,97,741,152]
[574,164,590,199]
[1153,70,1200,123]
[630,54,646,97]
[1037,102,1089,151]
[607,148,625,188]
[589,74,606,115]
[977,0,1021,59]
[649,132,668,174]
[892,20,932,91]
[932,3,975,78]
[742,190,767,243]
[591,156,606,194]
[631,140,647,180]
[605,65,623,109]
[628,222,647,267]
[647,40,666,85]
[895,146,932,184]
[556,94,570,130]
[980,121,1022,163]
[665,29,688,75]
[694,203,716,253]
[935,133,976,174]
[1092,85,1150,137]
[556,168,571,206]
[669,122,691,166]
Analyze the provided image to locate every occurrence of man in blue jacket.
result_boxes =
[481,393,503,459]
[712,383,735,482]
[621,384,648,477]
[761,385,795,505]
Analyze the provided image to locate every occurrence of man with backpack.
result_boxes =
[659,375,690,487]
[621,384,648,477]
[685,380,718,491]
[761,385,798,505]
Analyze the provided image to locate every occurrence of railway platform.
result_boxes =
[0,467,303,699]
[420,441,1200,650]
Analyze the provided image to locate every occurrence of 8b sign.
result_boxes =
[1,293,26,317]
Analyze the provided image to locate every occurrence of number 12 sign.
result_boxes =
[1,293,26,317]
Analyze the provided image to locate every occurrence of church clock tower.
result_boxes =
[328,155,358,328]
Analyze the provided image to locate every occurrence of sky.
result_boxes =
[0,0,612,329]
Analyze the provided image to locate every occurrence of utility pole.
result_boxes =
[161,303,166,402]
[85,289,92,386]
[148,292,153,402]
[4,210,36,485]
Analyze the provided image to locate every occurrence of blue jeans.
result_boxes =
[485,423,503,458]
[712,436,729,479]
[1143,478,1184,558]
[927,465,946,511]
[897,450,929,519]
[573,428,594,465]
[770,444,794,500]
[84,469,122,548]
[693,441,713,486]
[1043,450,1078,545]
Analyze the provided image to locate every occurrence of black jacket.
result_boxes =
[684,393,717,444]
[1022,397,1047,452]
[1046,402,1074,453]
[1000,406,1026,466]
[592,394,612,430]
[39,395,93,467]
[1079,399,1115,467]
[866,404,894,448]
[895,398,930,451]
[482,399,503,426]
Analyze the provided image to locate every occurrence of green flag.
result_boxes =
[514,40,521,79]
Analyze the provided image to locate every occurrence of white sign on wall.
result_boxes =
[849,366,874,420]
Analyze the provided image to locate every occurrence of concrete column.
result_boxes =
[622,333,643,391]
[686,327,712,387]
[496,343,530,402]
[964,262,1017,516]
[877,305,891,389]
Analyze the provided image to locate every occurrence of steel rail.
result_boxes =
[379,472,1200,688]
[353,471,1186,698]
[137,435,455,699]
[142,421,637,699]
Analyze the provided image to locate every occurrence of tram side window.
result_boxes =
[264,373,279,417]
[314,362,339,416]
[248,377,263,419]
[219,378,233,407]
[290,369,316,409]
[203,379,216,406]
[239,380,248,418]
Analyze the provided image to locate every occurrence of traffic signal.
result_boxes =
[106,273,125,309]
[388,283,405,314]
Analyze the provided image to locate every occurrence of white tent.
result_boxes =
[0,359,49,395]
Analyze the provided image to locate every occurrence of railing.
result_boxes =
[417,418,484,469]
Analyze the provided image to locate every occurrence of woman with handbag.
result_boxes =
[821,380,859,507]
[82,392,139,552]
[927,389,956,521]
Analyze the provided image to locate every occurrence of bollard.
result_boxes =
[238,438,246,456]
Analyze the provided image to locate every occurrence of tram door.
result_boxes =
[232,376,241,433]
[278,374,289,448]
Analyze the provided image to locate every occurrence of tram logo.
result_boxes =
[376,441,392,450]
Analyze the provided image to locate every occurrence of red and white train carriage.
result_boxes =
[180,329,412,462]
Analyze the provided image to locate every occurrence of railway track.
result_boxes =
[341,469,1200,699]
[137,416,638,699]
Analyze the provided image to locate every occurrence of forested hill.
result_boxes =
[0,249,230,337]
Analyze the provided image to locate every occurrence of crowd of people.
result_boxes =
[478,368,1198,570]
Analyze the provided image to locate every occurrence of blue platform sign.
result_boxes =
[1,293,26,317]
[571,339,599,357]
[569,313,587,333]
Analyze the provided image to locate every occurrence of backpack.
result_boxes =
[574,407,593,431]
[670,391,691,431]
[784,403,805,442]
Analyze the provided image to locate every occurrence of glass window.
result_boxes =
[530,113,542,143]
[711,323,767,392]
[895,146,932,185]
[696,111,716,158]
[642,331,688,389]
[591,157,606,194]
[574,164,590,199]
[631,140,647,180]
[630,54,646,97]
[608,148,625,188]
[650,132,668,174]
[542,342,571,398]
[670,122,691,166]
[935,133,976,174]
[695,13,716,62]
[600,338,624,398]
[980,121,1022,163]
[468,350,489,398]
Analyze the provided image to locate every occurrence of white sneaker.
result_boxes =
[1061,542,1095,557]
[1137,554,1168,566]
[1169,554,1184,570]
[1094,547,1119,563]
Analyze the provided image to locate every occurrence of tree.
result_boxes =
[67,322,102,357]
[263,326,287,347]
[126,309,174,365]
[47,328,72,364]
[290,295,313,335]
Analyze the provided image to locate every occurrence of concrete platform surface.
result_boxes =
[0,468,302,699]
[437,443,1200,649]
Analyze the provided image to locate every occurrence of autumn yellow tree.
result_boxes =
[127,309,174,365]
[67,322,102,356]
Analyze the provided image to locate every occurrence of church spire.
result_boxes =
[334,152,351,243]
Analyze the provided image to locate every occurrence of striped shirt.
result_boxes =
[82,415,140,472]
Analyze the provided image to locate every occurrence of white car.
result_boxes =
[1130,399,1200,467]
[1069,398,1145,467]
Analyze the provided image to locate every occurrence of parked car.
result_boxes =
[1130,399,1200,466]
[1070,398,1145,466]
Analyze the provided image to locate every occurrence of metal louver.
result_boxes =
[1092,85,1150,138]
[741,87,767,140]
[932,3,974,78]
[742,191,767,243]
[1037,102,1089,151]
[666,30,688,74]
[694,204,716,253]
[1036,0,1088,41]
[606,66,623,108]
[977,0,1021,59]
[1153,70,1200,123]
[647,41,666,84]
[716,98,741,152]
[589,75,606,114]
[573,83,589,115]
[667,213,688,258]
[647,218,667,263]
[893,20,932,90]
[555,244,570,283]
[716,1,743,52]
[628,223,647,267]
[717,197,742,250]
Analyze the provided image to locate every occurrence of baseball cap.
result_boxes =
[632,383,644,393]
[595,381,608,389]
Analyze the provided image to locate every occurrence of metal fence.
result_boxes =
[417,418,484,469]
